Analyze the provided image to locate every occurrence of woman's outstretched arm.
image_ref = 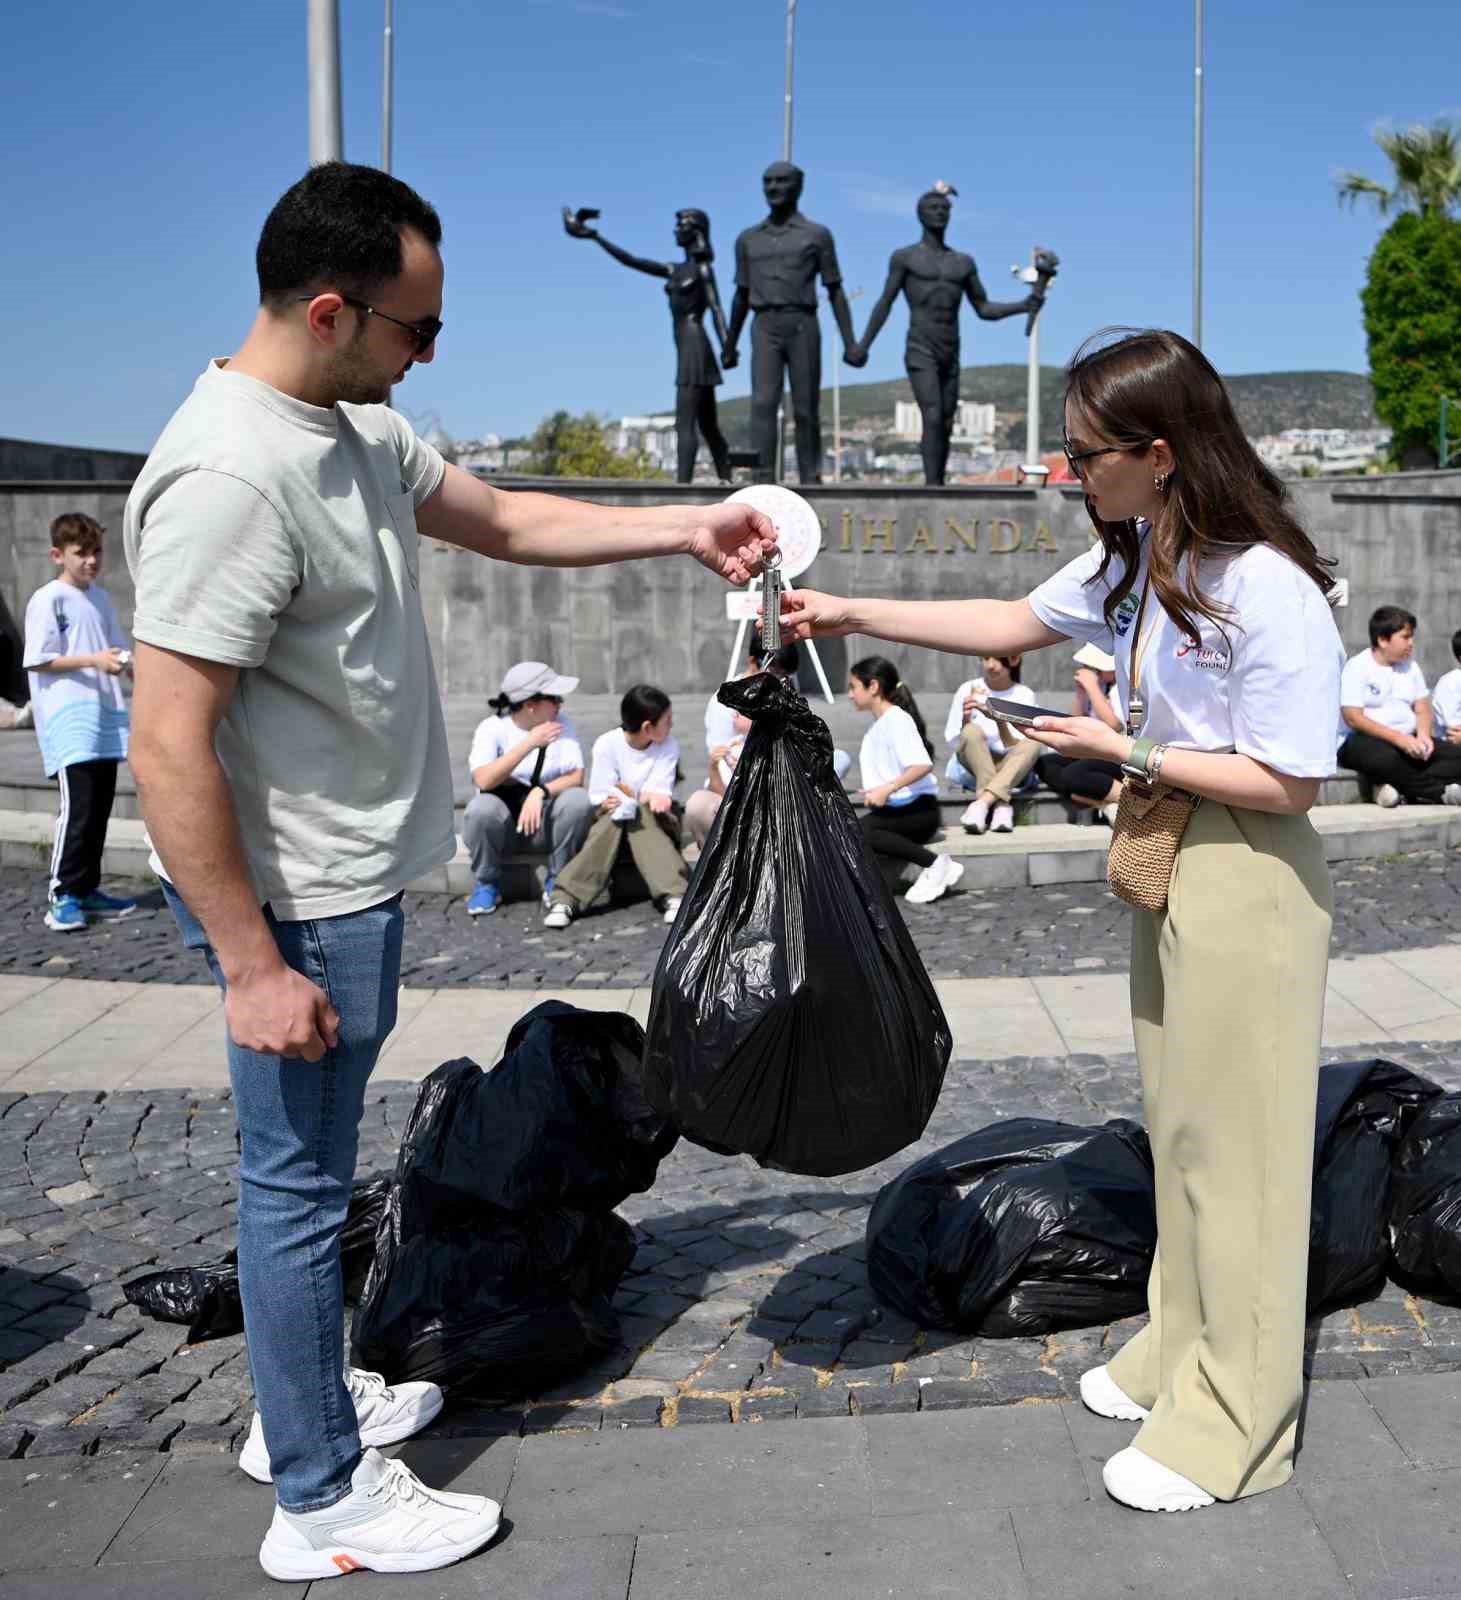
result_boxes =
[780,588,1068,658]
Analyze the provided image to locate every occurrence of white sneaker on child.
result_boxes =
[240,1367,443,1485]
[1374,783,1402,809]
[905,856,954,904]
[961,798,990,834]
[1444,783,1461,807]
[544,901,574,929]
[936,855,964,894]
[990,803,1015,833]
[258,1448,501,1581]
[662,896,683,925]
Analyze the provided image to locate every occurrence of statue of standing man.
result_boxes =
[854,185,1043,485]
[723,162,863,484]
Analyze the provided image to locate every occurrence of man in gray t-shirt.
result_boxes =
[125,163,773,1583]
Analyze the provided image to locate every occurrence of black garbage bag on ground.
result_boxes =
[1387,1093,1461,1297]
[351,1001,675,1394]
[1308,1058,1442,1312]
[643,671,952,1177]
[865,1118,1157,1335]
[122,1175,393,1344]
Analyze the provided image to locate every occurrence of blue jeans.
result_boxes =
[162,882,404,1511]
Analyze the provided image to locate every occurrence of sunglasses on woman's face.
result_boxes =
[1062,433,1151,479]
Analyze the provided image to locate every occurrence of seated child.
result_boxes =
[944,653,1040,834]
[1036,642,1125,825]
[545,684,689,928]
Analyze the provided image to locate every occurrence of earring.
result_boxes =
[1154,471,1171,494]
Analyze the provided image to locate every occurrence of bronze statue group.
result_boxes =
[566,163,1045,485]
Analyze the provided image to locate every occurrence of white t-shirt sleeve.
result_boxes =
[1227,562,1343,778]
[130,468,301,669]
[1434,668,1461,732]
[380,408,449,508]
[887,708,932,773]
[22,588,62,669]
[587,730,622,804]
[1338,651,1371,710]
[1026,544,1117,649]
[553,731,585,777]
[467,717,508,777]
[642,737,680,798]
[705,695,738,751]
[944,681,972,745]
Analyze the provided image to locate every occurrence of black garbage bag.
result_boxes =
[1387,1093,1461,1297]
[351,1001,676,1394]
[865,1118,1157,1335]
[1308,1058,1442,1312]
[643,671,952,1177]
[122,1175,394,1343]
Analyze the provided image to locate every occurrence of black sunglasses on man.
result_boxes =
[295,294,442,355]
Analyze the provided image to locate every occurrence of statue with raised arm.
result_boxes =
[853,184,1044,486]
[722,162,862,484]
[563,205,733,483]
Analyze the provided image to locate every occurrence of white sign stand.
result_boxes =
[721,486,835,704]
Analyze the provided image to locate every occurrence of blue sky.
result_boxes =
[2,0,1455,450]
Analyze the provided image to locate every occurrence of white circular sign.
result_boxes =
[724,485,822,581]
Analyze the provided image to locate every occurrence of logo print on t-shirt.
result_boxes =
[1176,638,1229,671]
[52,597,69,638]
[1113,594,1140,637]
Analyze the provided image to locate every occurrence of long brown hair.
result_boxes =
[1065,328,1336,646]
[850,655,934,758]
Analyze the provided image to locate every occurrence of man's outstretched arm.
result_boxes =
[416,464,775,584]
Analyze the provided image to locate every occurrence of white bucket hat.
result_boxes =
[1072,642,1116,672]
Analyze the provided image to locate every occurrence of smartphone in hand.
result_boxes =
[984,696,1067,729]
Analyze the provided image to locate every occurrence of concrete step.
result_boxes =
[6,800,1454,900]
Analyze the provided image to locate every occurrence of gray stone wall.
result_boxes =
[0,474,1456,700]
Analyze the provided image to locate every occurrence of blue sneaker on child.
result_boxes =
[45,895,87,933]
[467,884,500,917]
[78,890,138,920]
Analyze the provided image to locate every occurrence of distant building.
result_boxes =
[892,398,995,446]
[614,415,678,475]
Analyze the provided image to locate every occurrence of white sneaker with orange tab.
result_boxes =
[258,1448,502,1581]
[240,1367,443,1484]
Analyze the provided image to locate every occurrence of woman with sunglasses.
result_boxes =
[564,207,734,484]
[781,327,1344,1514]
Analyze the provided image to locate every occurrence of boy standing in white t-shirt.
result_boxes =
[1433,628,1461,745]
[546,684,689,928]
[22,513,137,932]
[1338,605,1461,807]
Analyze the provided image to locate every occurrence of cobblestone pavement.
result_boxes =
[3,1039,1461,1461]
[2,844,1458,988]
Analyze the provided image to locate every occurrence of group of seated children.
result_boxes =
[1337,607,1461,808]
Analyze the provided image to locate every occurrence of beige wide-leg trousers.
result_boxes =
[1106,799,1332,1501]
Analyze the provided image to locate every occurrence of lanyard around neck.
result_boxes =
[1124,570,1160,737]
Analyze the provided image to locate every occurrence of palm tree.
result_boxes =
[1336,120,1461,218]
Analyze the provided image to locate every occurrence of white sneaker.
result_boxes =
[14,703,32,729]
[240,1368,444,1485]
[961,798,990,834]
[1444,783,1461,807]
[990,802,1015,833]
[544,901,574,929]
[1374,783,1402,809]
[1079,1364,1150,1421]
[1099,801,1120,828]
[258,1447,501,1581]
[662,896,683,925]
[936,855,964,894]
[1102,1445,1215,1513]
[905,860,947,905]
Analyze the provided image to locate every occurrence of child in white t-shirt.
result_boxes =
[22,513,137,932]
[546,685,689,928]
[944,653,1040,834]
[1433,628,1461,745]
[850,655,961,906]
[1338,606,1461,807]
[461,660,593,917]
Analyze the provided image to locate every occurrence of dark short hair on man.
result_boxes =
[50,512,104,554]
[256,162,442,311]
[1452,627,1461,663]
[620,684,671,731]
[1368,604,1418,647]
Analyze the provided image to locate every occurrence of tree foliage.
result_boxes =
[523,411,666,478]
[1336,120,1461,220]
[1361,212,1461,466]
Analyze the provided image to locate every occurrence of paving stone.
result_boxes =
[1301,1468,1461,1600]
[795,1387,851,1420]
[848,1384,917,1416]
[1358,1370,1461,1468]
[22,1424,104,1457]
[0,1561,310,1599]
[169,1421,242,1454]
[673,1396,731,1425]
[603,1396,664,1429]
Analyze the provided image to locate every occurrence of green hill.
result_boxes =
[657,366,1377,452]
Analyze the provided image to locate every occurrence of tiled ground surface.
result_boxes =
[3,1039,1461,1462]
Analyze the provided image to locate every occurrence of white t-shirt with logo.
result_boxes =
[1027,531,1344,779]
[23,580,130,777]
[1339,650,1428,741]
[1433,667,1461,737]
[859,706,939,805]
[587,728,680,805]
[467,715,584,788]
[944,678,1036,756]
